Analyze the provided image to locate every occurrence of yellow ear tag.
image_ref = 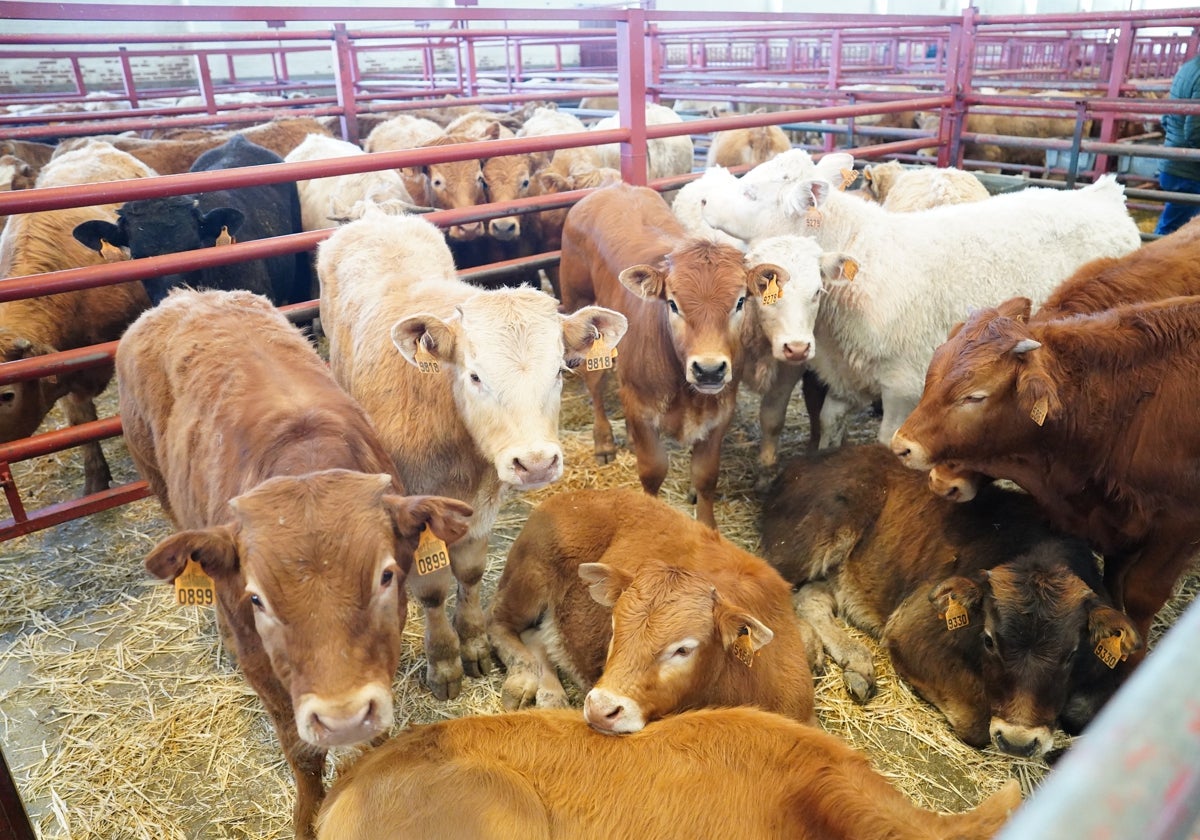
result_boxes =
[761,274,782,307]
[215,226,235,246]
[1030,397,1048,427]
[174,558,216,607]
[414,340,441,374]
[804,207,822,229]
[944,596,969,631]
[1094,631,1127,670]
[585,336,617,372]
[839,168,857,191]
[841,259,859,281]
[414,524,451,576]
[99,239,125,262]
[732,629,757,668]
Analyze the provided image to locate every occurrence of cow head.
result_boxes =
[925,555,1140,758]
[700,151,855,242]
[143,470,473,749]
[391,288,627,489]
[618,239,757,393]
[0,329,62,443]
[928,463,988,503]
[892,297,1062,471]
[480,152,545,241]
[579,561,775,734]
[404,132,491,241]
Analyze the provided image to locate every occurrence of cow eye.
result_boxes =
[432,177,444,189]
[735,296,746,313]
[249,593,264,611]
[0,391,14,404]
[982,630,996,652]
[667,299,680,315]
[479,176,488,190]
[380,569,395,587]
[521,177,530,190]
[469,372,482,385]
[961,392,987,405]
[672,646,692,659]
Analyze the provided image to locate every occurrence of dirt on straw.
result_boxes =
[1,362,1196,839]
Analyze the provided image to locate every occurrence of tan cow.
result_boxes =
[861,160,990,211]
[317,210,627,701]
[559,182,775,528]
[118,288,473,840]
[488,488,817,731]
[0,140,155,495]
[705,109,792,169]
[315,707,1022,840]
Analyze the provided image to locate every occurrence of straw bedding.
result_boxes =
[1,366,1195,839]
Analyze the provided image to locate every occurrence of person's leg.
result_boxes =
[1154,171,1200,235]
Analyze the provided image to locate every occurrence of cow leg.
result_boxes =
[408,566,463,700]
[817,393,852,449]
[800,369,827,453]
[756,362,804,485]
[689,419,732,529]
[625,411,669,498]
[521,627,570,708]
[582,368,617,464]
[450,534,494,678]
[793,583,876,702]
[63,391,113,495]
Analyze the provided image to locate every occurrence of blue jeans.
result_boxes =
[1155,171,1200,235]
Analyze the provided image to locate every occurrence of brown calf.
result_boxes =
[762,445,1138,758]
[117,289,473,839]
[488,488,816,732]
[559,182,776,527]
[315,707,1021,840]
[891,295,1200,671]
[401,125,497,242]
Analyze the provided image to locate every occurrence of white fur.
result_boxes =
[284,133,417,231]
[591,103,695,181]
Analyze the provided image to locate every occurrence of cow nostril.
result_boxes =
[604,704,623,720]
[513,458,526,475]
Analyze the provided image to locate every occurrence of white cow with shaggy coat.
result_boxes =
[284,133,421,230]
[701,151,1143,447]
[317,211,628,701]
[591,103,694,181]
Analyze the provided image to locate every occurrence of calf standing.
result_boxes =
[118,289,472,839]
[315,707,1021,840]
[488,488,816,732]
[559,183,778,528]
[318,211,626,701]
[762,444,1138,758]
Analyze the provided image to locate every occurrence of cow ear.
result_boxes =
[746,263,788,297]
[144,527,239,582]
[618,265,667,300]
[819,253,858,286]
[537,171,569,194]
[929,576,984,624]
[73,219,125,252]
[714,597,775,654]
[782,179,832,219]
[814,152,855,182]
[1087,604,1142,661]
[1015,351,1061,427]
[4,336,55,363]
[485,121,501,140]
[199,207,245,242]
[946,320,966,341]
[561,306,628,365]
[385,493,475,545]
[578,562,634,607]
[996,296,1033,323]
[391,313,458,368]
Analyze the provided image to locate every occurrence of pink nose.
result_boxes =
[781,341,811,363]
[449,221,483,241]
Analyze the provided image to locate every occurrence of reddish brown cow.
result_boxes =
[488,488,816,732]
[315,707,1021,840]
[929,217,1200,503]
[558,182,777,527]
[891,295,1200,664]
[117,289,473,839]
[762,445,1138,757]
[401,126,496,242]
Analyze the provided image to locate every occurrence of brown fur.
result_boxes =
[489,488,816,727]
[315,707,1022,840]
[705,124,791,168]
[558,183,758,528]
[893,293,1200,672]
[763,445,1137,756]
[118,289,473,839]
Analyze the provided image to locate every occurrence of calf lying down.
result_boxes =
[488,488,818,733]
[316,707,1022,840]
[760,444,1140,758]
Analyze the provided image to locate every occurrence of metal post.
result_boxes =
[330,23,359,145]
[118,46,139,109]
[1096,21,1136,175]
[616,8,648,186]
[997,597,1200,840]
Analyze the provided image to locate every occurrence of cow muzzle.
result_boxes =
[687,356,731,393]
[497,445,563,489]
[488,217,520,241]
[583,687,646,735]
[928,464,979,503]
[990,718,1054,759]
[890,431,932,470]
[295,683,394,748]
[449,222,484,241]
[777,340,812,364]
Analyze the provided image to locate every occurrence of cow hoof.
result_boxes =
[460,637,495,678]
[687,487,698,505]
[426,660,465,702]
[594,449,616,465]
[843,670,876,704]
[501,672,539,710]
[536,687,570,708]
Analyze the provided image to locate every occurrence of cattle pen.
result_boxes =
[1,3,1200,839]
